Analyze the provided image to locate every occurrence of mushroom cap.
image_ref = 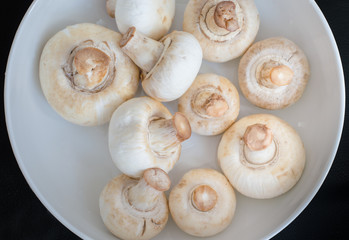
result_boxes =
[178,73,240,135]
[99,174,168,240]
[108,97,181,178]
[115,0,175,40]
[142,31,203,102]
[39,23,139,126]
[218,114,305,199]
[239,37,310,109]
[183,0,260,62]
[169,168,236,237]
[106,0,116,18]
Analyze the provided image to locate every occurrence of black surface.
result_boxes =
[1,0,348,239]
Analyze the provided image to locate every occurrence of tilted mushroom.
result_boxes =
[106,0,175,40]
[183,0,260,62]
[39,23,139,126]
[218,114,305,199]
[109,97,191,178]
[169,168,236,237]
[239,37,310,110]
[178,73,240,136]
[100,168,171,240]
[120,27,203,102]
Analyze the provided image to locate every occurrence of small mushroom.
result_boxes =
[169,168,236,237]
[99,168,170,240]
[120,27,203,102]
[106,0,175,40]
[217,114,305,199]
[178,73,240,135]
[183,0,260,62]
[239,37,310,110]
[39,23,139,126]
[108,96,191,178]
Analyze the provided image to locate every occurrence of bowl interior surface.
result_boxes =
[5,0,345,239]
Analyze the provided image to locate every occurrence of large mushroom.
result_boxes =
[183,0,260,62]
[120,27,203,102]
[239,37,310,109]
[39,23,139,126]
[100,168,171,240]
[108,96,191,178]
[218,114,305,199]
[169,168,236,237]
[106,0,175,40]
[178,73,240,135]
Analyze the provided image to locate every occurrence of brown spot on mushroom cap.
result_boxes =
[192,185,218,212]
[173,112,192,142]
[214,1,239,32]
[143,168,171,192]
[243,124,273,151]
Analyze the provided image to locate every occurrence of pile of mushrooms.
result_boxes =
[120,27,203,102]
[39,23,139,126]
[239,37,310,109]
[108,97,191,178]
[100,168,171,240]
[218,114,305,199]
[106,0,175,40]
[169,168,236,237]
[183,0,260,62]
[178,73,240,135]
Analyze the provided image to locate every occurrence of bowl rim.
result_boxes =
[4,0,345,239]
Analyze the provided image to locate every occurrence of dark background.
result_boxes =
[1,0,348,239]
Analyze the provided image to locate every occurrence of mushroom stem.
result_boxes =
[191,185,218,212]
[214,1,239,32]
[149,112,191,157]
[127,168,170,211]
[243,124,277,165]
[260,62,294,88]
[193,91,229,118]
[120,27,164,73]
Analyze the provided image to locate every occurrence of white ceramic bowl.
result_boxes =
[5,0,345,239]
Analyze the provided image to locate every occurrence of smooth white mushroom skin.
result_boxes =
[169,168,236,237]
[183,0,260,62]
[121,27,203,102]
[114,0,175,40]
[108,97,191,178]
[100,168,170,240]
[239,37,310,110]
[218,114,306,199]
[178,73,240,136]
[39,23,139,126]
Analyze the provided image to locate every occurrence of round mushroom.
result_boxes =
[100,168,170,240]
[178,73,240,135]
[109,96,191,178]
[183,0,260,62]
[106,0,175,40]
[39,23,139,126]
[169,168,236,237]
[218,114,305,199]
[239,37,310,110]
[120,27,203,102]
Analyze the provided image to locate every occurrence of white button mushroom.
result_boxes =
[169,168,236,237]
[183,0,260,62]
[109,97,191,178]
[178,73,240,136]
[39,23,139,126]
[106,0,175,40]
[239,37,310,110]
[218,114,306,199]
[100,168,170,240]
[120,27,203,102]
